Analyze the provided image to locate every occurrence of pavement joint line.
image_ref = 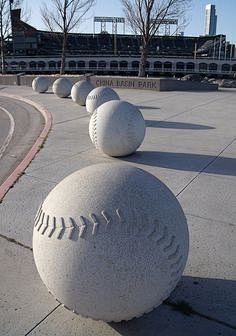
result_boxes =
[0,106,15,160]
[185,213,236,227]
[53,114,88,125]
[164,300,236,330]
[0,233,32,251]
[24,303,61,336]
[25,148,95,174]
[24,173,58,185]
[176,135,236,198]
[0,93,52,201]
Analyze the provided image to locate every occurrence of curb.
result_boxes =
[0,93,52,201]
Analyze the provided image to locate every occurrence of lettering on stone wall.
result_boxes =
[138,81,157,89]
[95,79,114,87]
[95,78,158,90]
[116,80,135,88]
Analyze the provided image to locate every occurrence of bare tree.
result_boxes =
[0,0,10,74]
[0,0,29,74]
[41,0,95,75]
[121,0,192,77]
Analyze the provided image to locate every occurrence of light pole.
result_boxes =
[9,0,15,56]
[218,35,222,61]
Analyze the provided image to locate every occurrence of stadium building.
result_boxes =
[2,8,236,77]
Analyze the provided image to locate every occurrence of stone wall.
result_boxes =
[0,74,218,91]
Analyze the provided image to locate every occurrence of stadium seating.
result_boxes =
[8,8,228,59]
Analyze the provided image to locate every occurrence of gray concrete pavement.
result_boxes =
[0,85,235,335]
[0,96,44,184]
[0,237,58,336]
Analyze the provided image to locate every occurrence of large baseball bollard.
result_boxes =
[89,100,146,157]
[86,86,119,114]
[71,80,94,106]
[52,78,72,98]
[33,163,189,322]
[32,76,49,93]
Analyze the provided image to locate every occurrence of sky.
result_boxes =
[26,0,236,44]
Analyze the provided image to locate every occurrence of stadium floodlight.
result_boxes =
[153,18,178,36]
[93,16,125,35]
[156,19,178,25]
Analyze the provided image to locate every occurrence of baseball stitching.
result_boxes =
[34,206,184,283]
[92,109,98,148]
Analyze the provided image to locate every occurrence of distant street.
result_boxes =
[0,96,44,185]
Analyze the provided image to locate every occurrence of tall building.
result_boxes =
[204,4,217,36]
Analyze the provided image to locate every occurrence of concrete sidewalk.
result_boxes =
[0,85,236,335]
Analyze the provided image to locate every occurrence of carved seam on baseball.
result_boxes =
[89,100,146,157]
[35,208,184,280]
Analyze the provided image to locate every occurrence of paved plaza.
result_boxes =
[0,85,236,335]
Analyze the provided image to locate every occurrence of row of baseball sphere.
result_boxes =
[32,76,146,157]
[32,76,189,323]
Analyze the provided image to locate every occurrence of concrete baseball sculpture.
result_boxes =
[32,76,49,93]
[52,78,72,98]
[33,163,189,322]
[71,80,95,106]
[89,100,146,157]
[86,86,119,114]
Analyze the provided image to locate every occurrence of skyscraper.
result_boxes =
[204,4,217,36]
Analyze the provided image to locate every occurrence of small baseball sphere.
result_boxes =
[33,163,189,322]
[86,86,119,114]
[32,76,49,93]
[71,80,94,106]
[52,78,72,98]
[89,100,146,157]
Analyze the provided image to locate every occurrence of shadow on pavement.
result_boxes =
[109,276,236,335]
[121,151,236,177]
[137,105,160,110]
[145,120,215,130]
